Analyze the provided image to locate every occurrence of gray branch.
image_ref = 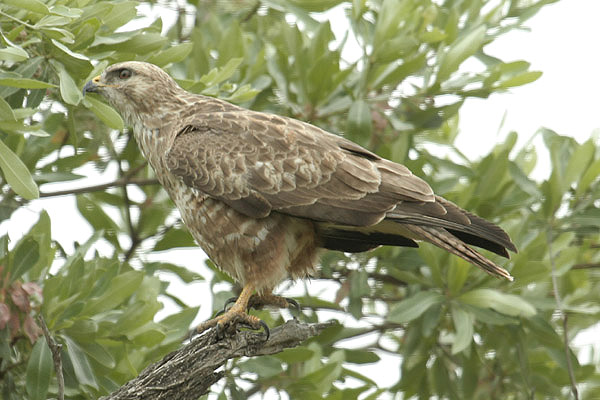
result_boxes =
[101,320,334,400]
[38,315,64,400]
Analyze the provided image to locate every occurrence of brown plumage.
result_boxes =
[84,61,516,333]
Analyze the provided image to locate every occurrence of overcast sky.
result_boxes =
[458,0,600,165]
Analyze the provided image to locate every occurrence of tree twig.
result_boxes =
[39,178,159,198]
[38,315,64,400]
[242,1,260,22]
[546,227,579,399]
[101,320,335,400]
[115,161,140,262]
[571,263,600,270]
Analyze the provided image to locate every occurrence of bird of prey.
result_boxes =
[83,61,516,335]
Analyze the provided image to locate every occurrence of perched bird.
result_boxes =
[83,61,516,335]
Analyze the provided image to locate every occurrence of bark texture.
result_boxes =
[101,320,334,399]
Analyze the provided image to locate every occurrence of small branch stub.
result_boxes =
[102,320,335,400]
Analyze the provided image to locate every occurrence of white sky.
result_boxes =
[2,0,599,396]
[458,0,600,161]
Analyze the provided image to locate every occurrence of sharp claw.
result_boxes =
[222,296,238,311]
[259,320,270,341]
[284,297,301,313]
[215,320,227,339]
[214,296,241,317]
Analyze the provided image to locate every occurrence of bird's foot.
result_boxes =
[249,293,301,313]
[194,302,270,340]
[192,284,270,340]
[219,293,300,314]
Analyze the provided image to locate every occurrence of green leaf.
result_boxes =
[83,95,124,130]
[388,291,444,323]
[274,347,315,363]
[370,52,427,89]
[217,23,245,67]
[437,25,486,82]
[238,356,284,378]
[114,299,161,335]
[79,342,115,369]
[0,235,8,260]
[447,258,469,294]
[564,139,594,187]
[11,237,40,283]
[345,349,380,364]
[3,0,49,14]
[63,335,98,389]
[159,307,198,344]
[145,262,203,283]
[373,0,403,53]
[462,304,518,325]
[26,338,53,400]
[0,46,29,62]
[508,160,541,197]
[52,61,82,105]
[199,58,243,88]
[347,100,372,140]
[66,319,98,337]
[49,5,83,18]
[101,1,138,31]
[0,139,39,199]
[153,228,196,251]
[51,39,88,61]
[576,158,600,196]
[525,315,563,348]
[0,96,16,121]
[0,77,55,89]
[128,321,165,346]
[224,84,260,104]
[76,195,121,248]
[288,0,344,12]
[497,70,542,88]
[451,305,474,354]
[372,35,419,63]
[459,289,536,317]
[146,43,193,67]
[294,349,344,393]
[82,270,144,315]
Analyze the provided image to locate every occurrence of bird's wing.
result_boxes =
[165,106,517,280]
[165,109,434,226]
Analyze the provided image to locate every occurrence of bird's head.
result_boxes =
[83,61,185,128]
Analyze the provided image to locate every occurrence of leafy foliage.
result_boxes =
[0,0,599,399]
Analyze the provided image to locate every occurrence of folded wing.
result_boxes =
[165,106,516,280]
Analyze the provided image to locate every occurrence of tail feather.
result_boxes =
[317,228,418,253]
[401,224,514,281]
[388,196,517,257]
[315,196,516,280]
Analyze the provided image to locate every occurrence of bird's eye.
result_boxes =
[119,69,132,80]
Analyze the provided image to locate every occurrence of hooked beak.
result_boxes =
[82,75,101,96]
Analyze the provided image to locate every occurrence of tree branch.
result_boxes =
[572,263,600,270]
[101,320,334,400]
[39,178,159,198]
[546,227,579,399]
[38,315,64,400]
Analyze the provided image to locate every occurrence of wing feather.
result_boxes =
[165,108,434,226]
[164,99,516,280]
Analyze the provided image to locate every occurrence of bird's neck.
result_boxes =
[122,98,184,132]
